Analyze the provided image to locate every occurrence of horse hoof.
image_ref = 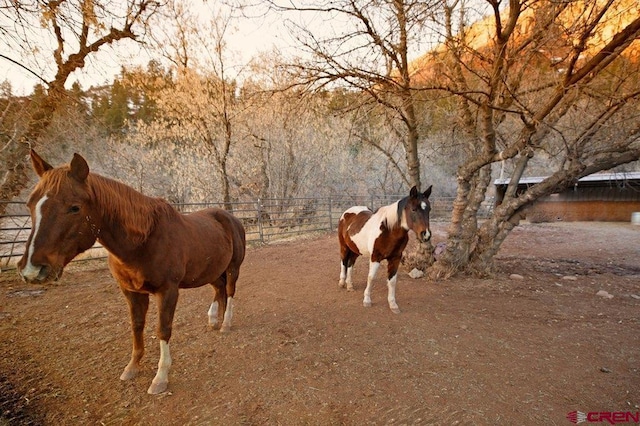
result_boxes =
[363,301,371,308]
[147,381,168,395]
[391,308,401,314]
[338,280,345,288]
[209,322,221,330]
[120,367,139,381]
[220,325,231,333]
[120,371,135,381]
[347,286,355,292]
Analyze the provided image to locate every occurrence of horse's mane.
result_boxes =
[376,199,404,230]
[37,166,174,246]
[396,196,409,221]
[88,173,175,245]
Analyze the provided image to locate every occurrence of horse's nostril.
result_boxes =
[19,263,52,283]
[38,265,51,281]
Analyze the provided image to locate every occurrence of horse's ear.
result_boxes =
[410,186,418,198]
[69,153,90,182]
[423,185,432,199]
[30,150,53,177]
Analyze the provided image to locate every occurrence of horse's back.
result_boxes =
[339,206,373,236]
[341,206,371,219]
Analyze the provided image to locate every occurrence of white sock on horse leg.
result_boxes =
[220,297,233,332]
[363,261,380,307]
[387,274,400,314]
[208,302,218,326]
[339,261,347,287]
[148,339,171,394]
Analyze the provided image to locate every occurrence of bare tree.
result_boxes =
[264,0,438,191]
[426,0,640,277]
[0,0,161,214]
[242,88,351,199]
[129,2,246,209]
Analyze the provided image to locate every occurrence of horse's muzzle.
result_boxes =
[19,264,61,283]
[419,230,432,242]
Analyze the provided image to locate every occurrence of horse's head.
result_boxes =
[403,185,432,243]
[18,151,99,283]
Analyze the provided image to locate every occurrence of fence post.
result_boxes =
[257,198,264,243]
[328,198,333,231]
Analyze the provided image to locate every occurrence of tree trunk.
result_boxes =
[0,91,60,215]
[0,143,31,216]
[221,116,233,211]
[404,103,422,190]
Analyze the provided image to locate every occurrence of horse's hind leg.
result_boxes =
[220,267,239,333]
[339,249,357,291]
[207,298,218,328]
[208,278,226,330]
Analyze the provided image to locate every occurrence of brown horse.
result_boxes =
[18,150,246,394]
[338,186,432,313]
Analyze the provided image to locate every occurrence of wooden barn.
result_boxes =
[494,172,640,222]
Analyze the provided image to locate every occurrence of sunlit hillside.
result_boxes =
[408,0,639,83]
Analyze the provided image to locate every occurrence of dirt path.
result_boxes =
[1,222,639,425]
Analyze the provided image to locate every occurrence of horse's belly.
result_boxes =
[178,278,211,289]
[176,270,217,289]
[349,232,370,257]
[180,252,231,288]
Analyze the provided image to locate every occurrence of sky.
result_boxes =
[0,1,293,96]
[0,1,466,96]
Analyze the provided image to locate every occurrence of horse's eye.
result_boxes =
[69,205,81,214]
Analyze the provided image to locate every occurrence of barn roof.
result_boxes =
[494,172,640,186]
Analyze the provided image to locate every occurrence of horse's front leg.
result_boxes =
[386,256,402,314]
[363,260,380,307]
[120,289,149,381]
[147,285,179,395]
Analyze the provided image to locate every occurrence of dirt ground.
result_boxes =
[0,221,639,425]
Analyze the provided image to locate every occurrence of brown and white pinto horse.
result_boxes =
[338,186,432,313]
[18,151,246,394]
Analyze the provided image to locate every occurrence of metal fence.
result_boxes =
[0,196,456,270]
